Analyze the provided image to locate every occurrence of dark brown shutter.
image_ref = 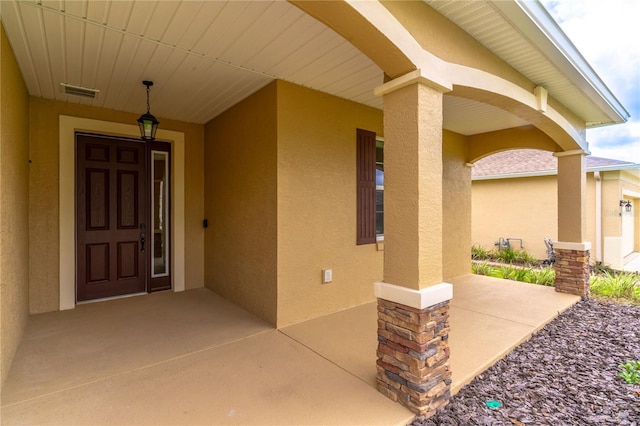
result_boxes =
[357,128,376,245]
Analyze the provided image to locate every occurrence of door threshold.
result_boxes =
[77,292,148,305]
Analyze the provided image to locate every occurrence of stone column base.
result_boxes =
[375,283,452,418]
[553,241,591,299]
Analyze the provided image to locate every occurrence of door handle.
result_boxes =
[140,232,146,252]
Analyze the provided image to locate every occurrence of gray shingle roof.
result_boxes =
[472,149,637,178]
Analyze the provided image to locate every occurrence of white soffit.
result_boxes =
[425,0,629,127]
[0,0,383,124]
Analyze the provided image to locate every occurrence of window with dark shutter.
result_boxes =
[357,129,376,245]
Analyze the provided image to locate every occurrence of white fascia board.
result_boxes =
[472,170,557,181]
[492,0,629,125]
[472,163,640,181]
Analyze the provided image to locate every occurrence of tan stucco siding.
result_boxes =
[28,98,204,314]
[468,126,561,163]
[472,176,558,260]
[204,82,278,326]
[1,24,31,385]
[276,81,384,327]
[443,131,471,279]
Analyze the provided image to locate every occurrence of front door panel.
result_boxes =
[77,134,147,301]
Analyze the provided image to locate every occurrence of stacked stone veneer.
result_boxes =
[554,247,590,298]
[376,299,451,417]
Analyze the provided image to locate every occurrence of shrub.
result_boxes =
[471,245,491,260]
[471,260,492,276]
[528,266,555,286]
[494,248,518,263]
[619,360,640,384]
[471,262,555,287]
[590,271,640,302]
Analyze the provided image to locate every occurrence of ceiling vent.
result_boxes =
[60,83,100,99]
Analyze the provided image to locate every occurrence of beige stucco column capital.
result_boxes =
[553,241,591,251]
[552,149,590,158]
[374,69,453,97]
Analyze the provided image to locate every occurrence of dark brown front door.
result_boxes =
[76,133,147,301]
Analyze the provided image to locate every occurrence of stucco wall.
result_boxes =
[203,80,384,327]
[28,98,205,313]
[1,24,31,385]
[203,82,279,326]
[600,170,640,267]
[276,81,384,326]
[443,130,471,279]
[473,170,640,266]
[472,175,558,260]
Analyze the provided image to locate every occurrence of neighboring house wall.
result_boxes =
[601,170,640,268]
[0,24,30,385]
[472,175,558,260]
[204,82,279,326]
[27,99,205,314]
[473,169,640,267]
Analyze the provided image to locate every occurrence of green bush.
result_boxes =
[494,248,518,263]
[471,260,492,276]
[619,360,640,384]
[590,271,640,302]
[472,262,555,286]
[471,245,538,266]
[471,245,491,260]
[527,266,556,286]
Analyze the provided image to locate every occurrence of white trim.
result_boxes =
[59,116,185,310]
[374,282,453,310]
[151,150,170,278]
[374,69,452,96]
[473,162,640,181]
[553,241,591,251]
[553,150,588,158]
[594,171,602,262]
[623,189,640,199]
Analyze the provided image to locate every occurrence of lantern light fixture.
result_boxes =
[620,199,632,212]
[137,80,159,141]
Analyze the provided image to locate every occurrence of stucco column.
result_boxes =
[554,151,591,298]
[383,81,444,290]
[373,75,453,418]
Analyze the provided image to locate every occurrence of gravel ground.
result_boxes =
[410,299,640,426]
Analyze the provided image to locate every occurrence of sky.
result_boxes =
[540,0,640,163]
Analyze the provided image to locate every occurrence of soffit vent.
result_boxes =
[60,83,100,99]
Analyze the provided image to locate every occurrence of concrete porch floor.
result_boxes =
[1,275,579,425]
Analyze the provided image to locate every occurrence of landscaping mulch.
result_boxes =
[410,299,640,426]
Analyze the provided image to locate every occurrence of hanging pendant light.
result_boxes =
[137,80,159,141]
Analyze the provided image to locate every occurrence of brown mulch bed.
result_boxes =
[410,300,640,425]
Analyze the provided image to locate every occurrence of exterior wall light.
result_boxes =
[137,80,159,141]
[620,199,632,212]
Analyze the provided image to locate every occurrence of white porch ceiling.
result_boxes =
[0,0,619,135]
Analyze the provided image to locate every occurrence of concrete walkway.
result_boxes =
[1,276,579,425]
